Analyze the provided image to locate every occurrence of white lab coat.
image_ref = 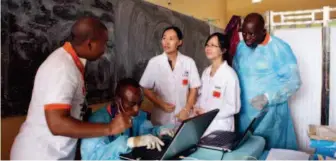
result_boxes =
[10,43,85,160]
[140,52,201,125]
[197,61,241,136]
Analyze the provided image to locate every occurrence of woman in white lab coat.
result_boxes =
[194,32,241,136]
[140,26,201,126]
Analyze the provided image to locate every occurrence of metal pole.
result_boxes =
[321,27,330,125]
[269,10,274,34]
[264,11,270,33]
[321,6,330,125]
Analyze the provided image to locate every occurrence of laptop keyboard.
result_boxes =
[200,131,237,148]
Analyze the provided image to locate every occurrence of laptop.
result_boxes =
[120,109,220,160]
[198,108,268,152]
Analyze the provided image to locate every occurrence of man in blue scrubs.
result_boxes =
[233,13,301,150]
[80,78,174,160]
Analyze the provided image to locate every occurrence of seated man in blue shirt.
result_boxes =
[80,78,174,160]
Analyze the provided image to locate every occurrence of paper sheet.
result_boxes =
[266,149,310,160]
[309,125,336,141]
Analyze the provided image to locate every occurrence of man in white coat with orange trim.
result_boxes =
[11,17,132,160]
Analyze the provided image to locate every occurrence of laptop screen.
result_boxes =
[160,109,219,160]
[235,108,269,148]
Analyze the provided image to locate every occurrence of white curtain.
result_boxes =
[274,28,323,153]
[330,27,336,126]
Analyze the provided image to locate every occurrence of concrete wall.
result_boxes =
[1,0,218,117]
[1,0,117,117]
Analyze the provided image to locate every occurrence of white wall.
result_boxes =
[274,28,323,153]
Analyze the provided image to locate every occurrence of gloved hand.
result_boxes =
[250,94,268,110]
[159,128,175,137]
[127,134,164,151]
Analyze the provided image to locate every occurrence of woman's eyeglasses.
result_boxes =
[205,44,220,48]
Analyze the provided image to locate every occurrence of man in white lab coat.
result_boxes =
[10,17,133,160]
[140,26,201,126]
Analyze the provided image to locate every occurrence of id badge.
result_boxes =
[182,79,188,85]
[212,91,221,98]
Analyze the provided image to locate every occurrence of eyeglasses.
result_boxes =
[242,32,256,38]
[205,44,220,48]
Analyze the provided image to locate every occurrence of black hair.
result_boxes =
[115,78,140,98]
[204,32,230,61]
[162,26,183,40]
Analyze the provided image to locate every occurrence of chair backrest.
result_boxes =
[234,113,239,132]
[1,116,26,160]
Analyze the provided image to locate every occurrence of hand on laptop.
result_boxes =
[127,134,165,151]
[175,108,190,121]
[193,107,205,116]
[159,128,175,137]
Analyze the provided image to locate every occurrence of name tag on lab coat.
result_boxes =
[182,71,189,86]
[182,79,188,85]
[213,86,222,98]
[213,91,221,98]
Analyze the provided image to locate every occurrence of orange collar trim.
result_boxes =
[63,42,85,76]
[107,104,112,116]
[260,33,271,46]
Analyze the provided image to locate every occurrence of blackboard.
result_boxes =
[1,0,216,117]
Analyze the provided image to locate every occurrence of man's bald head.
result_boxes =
[70,17,107,46]
[114,78,143,116]
[69,17,108,61]
[244,13,265,30]
[242,13,266,48]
